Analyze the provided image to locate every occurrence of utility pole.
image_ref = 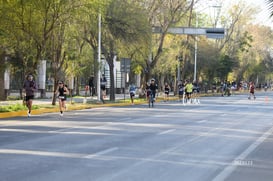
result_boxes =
[97,13,101,102]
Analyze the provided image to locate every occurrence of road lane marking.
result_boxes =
[158,129,176,135]
[197,120,207,123]
[212,126,273,181]
[84,147,119,159]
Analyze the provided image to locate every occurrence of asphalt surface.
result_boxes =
[0,92,273,181]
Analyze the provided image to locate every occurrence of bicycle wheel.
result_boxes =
[150,94,154,107]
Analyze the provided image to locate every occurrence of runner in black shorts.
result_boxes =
[164,83,170,102]
[23,74,37,117]
[55,81,69,116]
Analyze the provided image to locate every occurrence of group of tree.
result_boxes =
[0,0,273,102]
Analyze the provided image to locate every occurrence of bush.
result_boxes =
[6,96,21,101]
[0,104,40,113]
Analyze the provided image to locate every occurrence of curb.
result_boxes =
[0,100,148,119]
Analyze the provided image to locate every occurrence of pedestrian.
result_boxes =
[129,84,136,105]
[177,81,184,102]
[88,76,95,96]
[164,82,170,102]
[248,82,256,100]
[55,81,69,116]
[23,74,37,117]
[192,81,200,104]
[100,74,107,99]
[185,79,193,103]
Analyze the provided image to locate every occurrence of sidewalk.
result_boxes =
[0,93,135,105]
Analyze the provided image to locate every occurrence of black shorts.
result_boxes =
[25,95,34,101]
[101,85,106,91]
[179,91,184,96]
[130,92,135,97]
[165,91,169,95]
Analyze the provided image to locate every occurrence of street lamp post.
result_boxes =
[193,5,221,82]
[97,13,101,102]
[194,35,197,82]
[176,55,183,96]
[177,55,183,82]
[194,13,198,82]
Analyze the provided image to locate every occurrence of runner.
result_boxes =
[88,76,95,97]
[164,83,170,102]
[248,81,256,100]
[129,84,136,105]
[55,81,69,116]
[177,81,185,103]
[185,80,193,103]
[100,74,107,99]
[192,81,200,104]
[23,74,37,117]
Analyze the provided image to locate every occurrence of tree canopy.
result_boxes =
[1,0,273,101]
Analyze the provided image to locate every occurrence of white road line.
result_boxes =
[153,115,167,118]
[48,127,76,133]
[158,129,176,135]
[197,120,207,123]
[212,126,273,181]
[84,147,119,159]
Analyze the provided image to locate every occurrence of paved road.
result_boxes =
[0,92,273,181]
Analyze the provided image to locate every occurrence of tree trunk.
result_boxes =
[0,53,6,100]
[108,58,115,101]
[0,71,5,101]
[52,82,58,106]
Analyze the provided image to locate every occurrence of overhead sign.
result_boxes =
[152,26,225,39]
[205,28,225,39]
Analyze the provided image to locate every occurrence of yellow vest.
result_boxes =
[186,83,193,93]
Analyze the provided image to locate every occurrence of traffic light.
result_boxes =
[206,28,225,39]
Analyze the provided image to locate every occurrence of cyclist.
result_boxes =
[145,79,158,102]
[149,78,158,101]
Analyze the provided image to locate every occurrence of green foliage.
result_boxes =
[216,54,237,81]
[1,0,273,95]
[0,103,39,113]
[106,0,150,43]
[238,31,253,53]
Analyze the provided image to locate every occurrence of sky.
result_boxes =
[242,0,272,27]
[196,0,273,28]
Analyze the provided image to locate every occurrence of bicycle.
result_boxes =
[147,90,156,108]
